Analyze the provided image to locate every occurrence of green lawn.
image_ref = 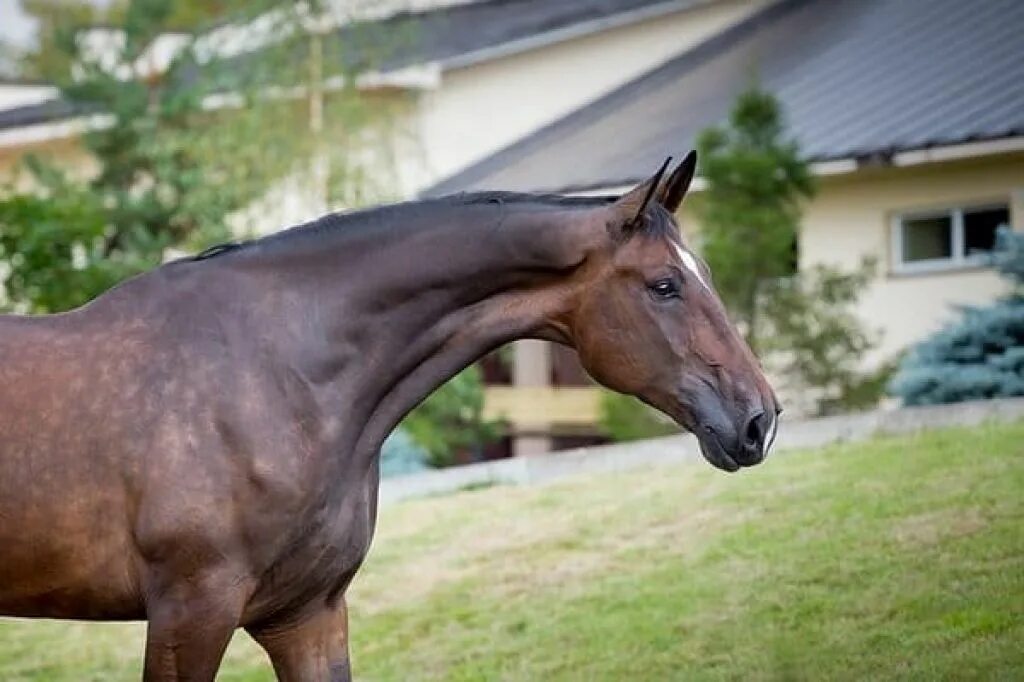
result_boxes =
[2,421,1022,681]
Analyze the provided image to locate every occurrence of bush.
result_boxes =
[598,391,678,442]
[401,365,501,468]
[379,429,429,478]
[890,229,1024,405]
[760,259,894,416]
[695,86,886,416]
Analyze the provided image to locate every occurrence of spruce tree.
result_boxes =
[891,229,1024,405]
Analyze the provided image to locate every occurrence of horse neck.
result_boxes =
[248,200,593,473]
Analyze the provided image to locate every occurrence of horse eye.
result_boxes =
[648,278,680,299]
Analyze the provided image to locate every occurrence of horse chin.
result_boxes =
[664,405,741,473]
[696,434,740,473]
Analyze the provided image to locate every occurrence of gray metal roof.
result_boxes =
[425,0,1024,196]
[0,0,683,132]
[0,99,84,131]
[361,0,698,71]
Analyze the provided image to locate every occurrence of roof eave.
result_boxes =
[455,135,1024,198]
[425,135,1024,199]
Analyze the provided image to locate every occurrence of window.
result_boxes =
[892,203,1010,273]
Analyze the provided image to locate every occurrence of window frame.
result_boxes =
[890,201,1010,275]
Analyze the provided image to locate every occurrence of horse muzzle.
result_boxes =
[684,386,778,473]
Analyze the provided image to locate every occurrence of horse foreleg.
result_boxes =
[141,568,252,682]
[247,596,351,682]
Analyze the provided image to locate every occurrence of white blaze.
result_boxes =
[673,243,709,291]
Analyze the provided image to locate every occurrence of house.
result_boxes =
[0,0,770,199]
[425,0,1024,450]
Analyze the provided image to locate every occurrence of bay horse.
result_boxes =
[0,151,778,680]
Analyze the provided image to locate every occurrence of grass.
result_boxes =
[1,421,1022,680]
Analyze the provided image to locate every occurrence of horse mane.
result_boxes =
[186,189,672,263]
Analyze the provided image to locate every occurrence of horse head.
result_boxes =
[563,152,780,471]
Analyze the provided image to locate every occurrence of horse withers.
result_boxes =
[0,151,779,680]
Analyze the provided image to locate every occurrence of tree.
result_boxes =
[401,365,501,468]
[16,0,109,82]
[695,87,889,416]
[597,391,677,442]
[695,87,814,354]
[890,229,1024,405]
[1,0,396,314]
[759,260,894,416]
[3,0,253,312]
[15,0,258,81]
[0,165,126,313]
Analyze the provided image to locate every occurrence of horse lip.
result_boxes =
[692,430,741,473]
[692,423,740,473]
[661,399,740,472]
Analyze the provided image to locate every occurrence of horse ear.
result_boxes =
[658,150,697,213]
[611,157,672,236]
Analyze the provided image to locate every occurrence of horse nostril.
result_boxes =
[742,410,766,451]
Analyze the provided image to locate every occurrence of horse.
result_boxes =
[0,151,778,680]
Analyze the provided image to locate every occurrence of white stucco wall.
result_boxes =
[800,153,1024,364]
[397,0,773,195]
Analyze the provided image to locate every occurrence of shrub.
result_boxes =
[402,365,501,468]
[761,259,894,416]
[379,429,429,478]
[890,229,1024,405]
[598,391,678,442]
[695,86,888,415]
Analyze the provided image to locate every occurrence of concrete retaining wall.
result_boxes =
[379,397,1024,505]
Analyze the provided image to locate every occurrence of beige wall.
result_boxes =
[0,84,59,111]
[800,152,1024,364]
[398,0,773,195]
[0,138,97,190]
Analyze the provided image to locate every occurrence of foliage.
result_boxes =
[890,229,1024,405]
[760,259,893,416]
[3,0,237,311]
[15,0,259,81]
[694,87,814,353]
[402,365,501,469]
[0,163,147,313]
[0,0,398,314]
[695,86,888,414]
[379,429,429,478]
[16,0,110,81]
[598,391,677,442]
[0,40,22,80]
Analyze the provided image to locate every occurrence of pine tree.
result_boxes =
[696,87,889,415]
[695,87,814,353]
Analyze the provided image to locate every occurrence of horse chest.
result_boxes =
[248,480,378,620]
